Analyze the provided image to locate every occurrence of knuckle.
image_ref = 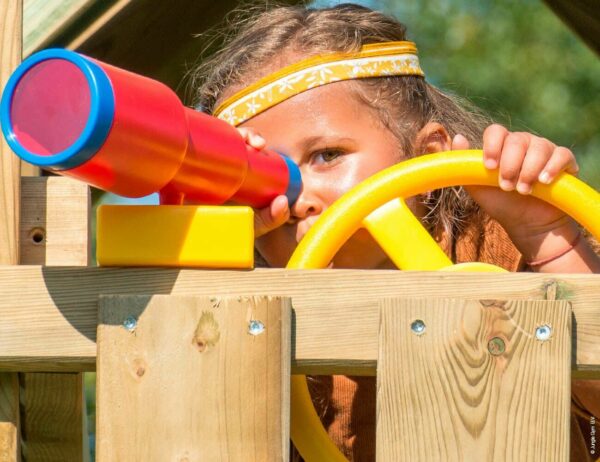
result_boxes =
[507,132,528,147]
[502,167,520,181]
[485,123,507,135]
[554,146,574,160]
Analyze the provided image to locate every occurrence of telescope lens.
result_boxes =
[10,59,90,156]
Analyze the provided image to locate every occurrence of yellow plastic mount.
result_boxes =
[97,205,254,268]
[287,150,600,462]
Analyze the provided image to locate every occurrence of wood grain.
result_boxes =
[377,298,571,461]
[19,177,90,461]
[0,375,20,462]
[96,295,290,461]
[23,0,94,56]
[20,177,90,265]
[0,268,597,376]
[20,373,86,462]
[0,0,22,264]
[0,1,23,460]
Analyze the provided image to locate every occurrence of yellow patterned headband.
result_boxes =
[213,41,424,126]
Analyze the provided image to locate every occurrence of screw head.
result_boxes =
[248,320,265,336]
[535,325,552,341]
[410,319,426,336]
[123,316,137,332]
[488,337,505,355]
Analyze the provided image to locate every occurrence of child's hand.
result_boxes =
[453,124,581,264]
[237,127,290,237]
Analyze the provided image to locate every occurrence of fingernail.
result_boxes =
[538,171,551,184]
[516,182,531,194]
[500,179,514,191]
[484,158,498,169]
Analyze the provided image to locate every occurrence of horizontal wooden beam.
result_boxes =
[0,267,598,376]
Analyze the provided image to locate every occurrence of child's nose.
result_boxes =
[288,186,322,222]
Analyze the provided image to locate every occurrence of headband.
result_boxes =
[213,41,424,126]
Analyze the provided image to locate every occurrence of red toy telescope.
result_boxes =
[0,49,301,207]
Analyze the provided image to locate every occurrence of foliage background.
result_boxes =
[315,0,600,187]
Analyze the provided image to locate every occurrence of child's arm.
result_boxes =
[454,125,600,273]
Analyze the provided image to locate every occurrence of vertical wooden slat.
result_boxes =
[97,295,291,461]
[0,0,22,264]
[20,177,90,265]
[19,373,85,461]
[0,375,20,462]
[377,298,571,461]
[0,1,23,461]
[18,177,90,462]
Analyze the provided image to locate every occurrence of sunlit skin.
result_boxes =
[234,80,600,272]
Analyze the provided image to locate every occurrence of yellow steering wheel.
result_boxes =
[286,149,600,461]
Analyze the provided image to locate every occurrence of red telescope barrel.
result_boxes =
[0,49,301,207]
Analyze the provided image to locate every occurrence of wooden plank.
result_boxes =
[20,373,85,461]
[0,268,597,376]
[19,163,39,177]
[23,0,94,56]
[0,0,22,264]
[0,0,23,460]
[67,0,133,50]
[18,176,90,461]
[20,177,90,265]
[96,295,290,461]
[377,298,571,461]
[0,374,20,462]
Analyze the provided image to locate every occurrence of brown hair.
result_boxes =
[190,3,490,245]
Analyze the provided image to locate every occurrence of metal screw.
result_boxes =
[410,319,426,336]
[123,316,137,332]
[248,320,265,336]
[535,324,552,341]
[488,337,505,356]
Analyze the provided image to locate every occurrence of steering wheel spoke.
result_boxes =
[363,198,452,270]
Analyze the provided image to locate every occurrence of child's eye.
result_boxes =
[312,149,344,164]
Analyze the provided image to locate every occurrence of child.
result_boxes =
[192,4,600,460]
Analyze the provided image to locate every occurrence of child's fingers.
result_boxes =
[237,127,267,150]
[514,137,554,194]
[482,124,510,169]
[538,147,579,184]
[497,132,529,191]
[451,133,470,150]
[254,195,289,237]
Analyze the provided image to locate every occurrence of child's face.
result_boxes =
[240,82,409,268]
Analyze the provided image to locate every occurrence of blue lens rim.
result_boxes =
[0,48,115,170]
[281,154,302,206]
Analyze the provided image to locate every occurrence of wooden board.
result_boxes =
[96,295,291,461]
[377,298,571,461]
[0,374,20,462]
[19,176,90,462]
[20,373,86,461]
[20,177,90,265]
[0,0,23,460]
[0,268,598,377]
[23,0,94,56]
[0,0,22,264]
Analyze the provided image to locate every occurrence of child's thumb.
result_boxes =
[254,195,289,237]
